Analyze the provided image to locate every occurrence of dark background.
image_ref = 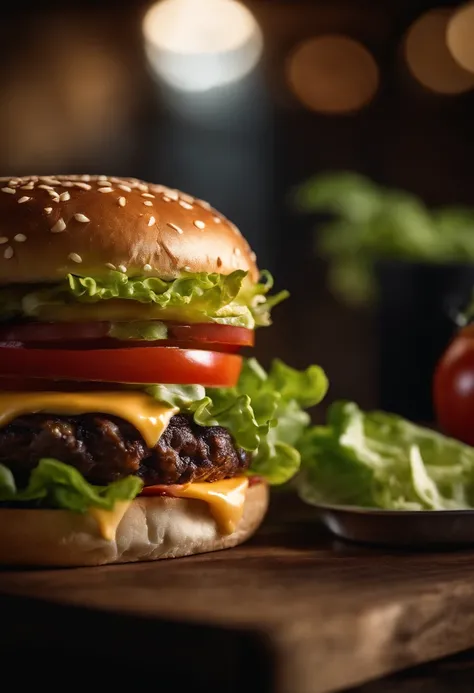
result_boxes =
[1,0,473,421]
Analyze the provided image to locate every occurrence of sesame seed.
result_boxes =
[51,218,67,233]
[105,262,116,270]
[98,175,108,181]
[184,265,192,272]
[68,253,82,264]
[118,264,127,273]
[138,184,148,192]
[142,193,155,199]
[1,187,15,194]
[250,251,257,262]
[18,196,31,204]
[194,220,205,229]
[61,181,74,188]
[48,190,60,200]
[0,237,8,244]
[74,182,92,191]
[98,187,113,193]
[143,200,153,207]
[41,177,61,186]
[80,175,91,181]
[179,201,193,210]
[180,193,194,204]
[74,213,90,223]
[148,216,155,227]
[166,190,179,201]
[197,199,211,210]
[38,185,54,191]
[14,234,27,242]
[8,179,20,187]
[3,246,13,259]
[231,223,241,236]
[20,183,34,190]
[44,207,53,215]
[143,264,152,271]
[234,247,242,256]
[59,192,70,202]
[167,222,183,234]
[118,197,126,207]
[118,184,132,193]
[162,196,171,202]
[213,216,221,224]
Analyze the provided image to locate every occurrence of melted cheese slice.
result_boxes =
[169,476,249,534]
[87,477,249,541]
[88,478,249,541]
[88,501,133,542]
[0,391,178,447]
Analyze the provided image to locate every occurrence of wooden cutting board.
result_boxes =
[2,493,474,693]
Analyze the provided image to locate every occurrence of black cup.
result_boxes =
[375,260,474,423]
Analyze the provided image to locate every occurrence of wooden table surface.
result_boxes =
[2,493,474,693]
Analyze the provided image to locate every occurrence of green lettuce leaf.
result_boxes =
[297,401,474,510]
[5,270,288,330]
[148,358,329,484]
[0,458,143,512]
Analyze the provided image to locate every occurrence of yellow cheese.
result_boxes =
[169,476,249,534]
[89,477,249,541]
[0,391,178,447]
[88,500,132,541]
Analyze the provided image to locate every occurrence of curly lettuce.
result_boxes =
[147,358,329,485]
[0,458,143,512]
[2,270,288,329]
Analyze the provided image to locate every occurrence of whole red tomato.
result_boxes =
[433,324,474,445]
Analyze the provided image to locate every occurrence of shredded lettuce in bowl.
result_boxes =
[297,401,474,511]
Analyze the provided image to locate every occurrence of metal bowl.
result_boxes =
[314,503,474,548]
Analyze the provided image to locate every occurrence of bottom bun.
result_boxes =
[0,480,269,568]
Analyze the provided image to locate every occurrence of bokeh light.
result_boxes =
[142,0,263,92]
[404,8,474,94]
[447,2,474,74]
[286,35,379,115]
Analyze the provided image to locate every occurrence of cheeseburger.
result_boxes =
[0,174,328,567]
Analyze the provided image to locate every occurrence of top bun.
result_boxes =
[0,175,259,285]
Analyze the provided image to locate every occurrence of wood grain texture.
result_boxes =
[349,649,474,693]
[2,493,474,693]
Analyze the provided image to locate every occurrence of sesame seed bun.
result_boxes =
[0,175,259,284]
[0,479,268,567]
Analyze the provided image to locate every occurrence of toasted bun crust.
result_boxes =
[0,175,258,284]
[0,480,268,567]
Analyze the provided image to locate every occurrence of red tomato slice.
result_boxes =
[0,321,254,347]
[1,339,242,353]
[0,322,109,342]
[168,324,254,347]
[0,347,242,387]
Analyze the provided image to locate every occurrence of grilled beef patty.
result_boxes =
[0,413,250,488]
